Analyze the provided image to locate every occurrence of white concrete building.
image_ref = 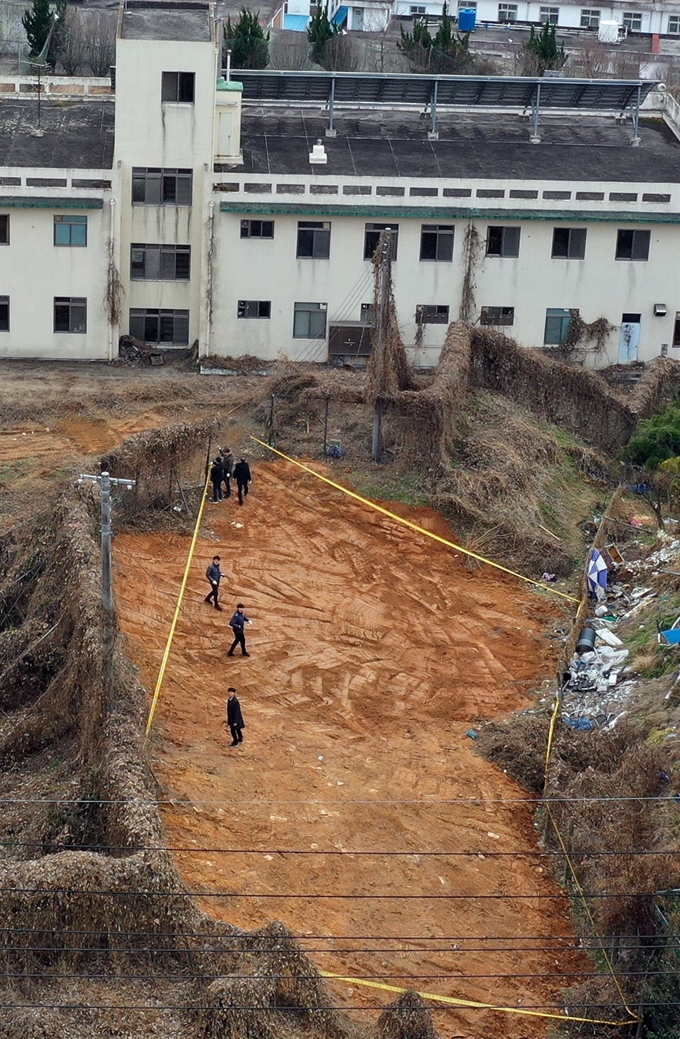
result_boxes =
[2,0,680,368]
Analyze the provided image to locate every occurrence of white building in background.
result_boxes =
[2,0,680,368]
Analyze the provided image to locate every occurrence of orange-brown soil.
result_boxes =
[113,460,586,1039]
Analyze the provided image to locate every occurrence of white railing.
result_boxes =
[0,74,112,97]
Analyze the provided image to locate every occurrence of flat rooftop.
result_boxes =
[238,108,680,184]
[0,99,114,169]
[120,0,212,42]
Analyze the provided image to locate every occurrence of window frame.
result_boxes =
[54,214,87,248]
[420,224,454,262]
[360,302,375,325]
[296,220,331,259]
[0,214,8,246]
[161,71,195,103]
[668,14,680,33]
[130,244,191,281]
[673,312,680,347]
[364,223,399,261]
[486,225,520,258]
[480,306,515,327]
[54,296,87,334]
[457,0,477,8]
[237,300,271,319]
[131,167,193,206]
[498,3,518,22]
[622,11,642,30]
[415,304,450,325]
[240,219,274,239]
[129,308,190,346]
[293,301,327,339]
[544,308,575,346]
[615,228,650,261]
[551,227,587,260]
[580,8,601,28]
[539,5,559,23]
[0,295,8,332]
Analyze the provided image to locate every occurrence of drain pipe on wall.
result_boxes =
[205,199,215,357]
[107,197,116,363]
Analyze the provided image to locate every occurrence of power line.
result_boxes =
[0,942,667,955]
[0,888,668,899]
[1,794,678,805]
[0,969,675,982]
[0,1002,670,1012]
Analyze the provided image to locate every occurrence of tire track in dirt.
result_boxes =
[113,460,586,1039]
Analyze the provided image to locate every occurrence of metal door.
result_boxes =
[618,313,641,363]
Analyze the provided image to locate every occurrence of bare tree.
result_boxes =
[268,32,315,70]
[83,13,116,77]
[57,8,87,76]
[320,33,361,71]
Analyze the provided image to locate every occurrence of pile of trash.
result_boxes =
[563,619,632,731]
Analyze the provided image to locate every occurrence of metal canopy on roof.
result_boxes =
[235,70,655,112]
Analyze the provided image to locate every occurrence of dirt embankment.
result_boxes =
[113,459,587,1039]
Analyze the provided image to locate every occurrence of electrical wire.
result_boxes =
[0,888,667,899]
[1,794,677,804]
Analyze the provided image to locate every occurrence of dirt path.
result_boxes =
[113,460,586,1039]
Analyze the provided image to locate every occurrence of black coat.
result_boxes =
[210,461,223,483]
[234,461,251,485]
[227,695,244,728]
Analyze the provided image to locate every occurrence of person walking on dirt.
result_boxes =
[221,448,234,499]
[226,687,245,746]
[205,555,225,611]
[228,603,251,656]
[234,457,252,507]
[210,456,224,503]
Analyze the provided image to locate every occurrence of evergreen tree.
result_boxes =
[22,0,55,57]
[224,9,269,71]
[399,4,473,73]
[523,21,566,73]
[307,4,339,67]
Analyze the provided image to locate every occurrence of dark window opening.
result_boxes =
[0,296,8,332]
[360,303,374,325]
[296,221,331,259]
[240,219,274,239]
[293,302,327,339]
[54,297,86,334]
[129,308,189,345]
[552,227,587,259]
[544,308,576,345]
[480,306,515,326]
[615,229,650,261]
[673,312,680,347]
[162,71,195,103]
[0,215,8,245]
[486,226,520,258]
[130,244,191,280]
[364,223,399,261]
[132,168,192,206]
[420,224,454,262]
[237,300,271,319]
[416,305,449,325]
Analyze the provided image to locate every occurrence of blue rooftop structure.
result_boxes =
[283,13,309,30]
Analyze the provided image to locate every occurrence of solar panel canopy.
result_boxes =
[236,70,656,112]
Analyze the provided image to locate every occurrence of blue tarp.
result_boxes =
[283,13,309,30]
[332,5,348,24]
[660,629,680,645]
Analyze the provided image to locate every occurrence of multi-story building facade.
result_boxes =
[1,0,680,369]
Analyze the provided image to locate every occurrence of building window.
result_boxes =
[673,312,680,347]
[552,228,587,259]
[498,3,518,21]
[416,305,450,324]
[420,224,454,262]
[0,215,8,245]
[615,229,650,261]
[410,5,426,13]
[0,296,8,332]
[480,306,515,326]
[240,219,274,239]
[622,11,642,30]
[293,302,327,338]
[486,226,520,257]
[130,244,191,280]
[539,5,559,23]
[237,300,271,319]
[132,168,192,206]
[54,215,87,247]
[360,302,374,324]
[129,309,189,345]
[364,223,399,261]
[297,221,331,259]
[580,8,600,28]
[54,297,86,334]
[162,71,195,103]
[544,308,575,345]
[458,0,477,8]
[668,15,680,33]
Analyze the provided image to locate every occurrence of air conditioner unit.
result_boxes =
[654,303,667,316]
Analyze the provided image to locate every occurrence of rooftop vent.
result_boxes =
[309,139,327,166]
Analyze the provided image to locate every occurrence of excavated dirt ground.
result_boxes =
[113,459,587,1039]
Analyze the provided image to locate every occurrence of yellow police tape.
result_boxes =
[251,438,579,604]
[319,971,637,1027]
[144,466,212,739]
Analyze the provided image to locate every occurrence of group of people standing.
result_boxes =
[209,448,252,506]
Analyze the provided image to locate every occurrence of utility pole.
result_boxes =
[372,228,392,463]
[79,471,136,611]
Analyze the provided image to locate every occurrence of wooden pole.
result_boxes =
[323,395,330,455]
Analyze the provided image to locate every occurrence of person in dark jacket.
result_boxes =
[227,602,251,656]
[221,448,234,498]
[210,456,224,503]
[233,457,251,506]
[204,555,224,611]
[226,687,245,745]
